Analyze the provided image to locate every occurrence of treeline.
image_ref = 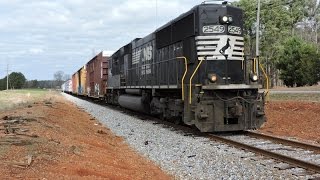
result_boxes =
[24,80,62,89]
[0,72,26,90]
[0,72,63,90]
[234,0,320,87]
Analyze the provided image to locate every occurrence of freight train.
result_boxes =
[62,2,266,132]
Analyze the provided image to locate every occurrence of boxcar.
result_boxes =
[72,66,87,95]
[71,73,78,94]
[86,51,109,98]
[61,79,72,93]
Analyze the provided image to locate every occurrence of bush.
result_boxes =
[276,37,320,87]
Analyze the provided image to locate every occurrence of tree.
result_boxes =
[63,74,70,81]
[37,80,55,89]
[53,71,64,87]
[234,0,316,87]
[54,71,64,82]
[8,72,26,89]
[0,72,27,90]
[300,42,320,85]
[0,78,5,90]
[276,37,320,87]
[303,0,320,44]
[24,80,39,88]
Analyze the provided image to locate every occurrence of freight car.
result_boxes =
[61,79,72,93]
[105,2,266,132]
[86,51,109,99]
[72,66,87,95]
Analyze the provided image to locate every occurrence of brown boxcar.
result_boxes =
[86,51,109,98]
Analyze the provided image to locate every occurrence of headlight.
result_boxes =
[250,73,258,82]
[208,74,217,83]
[220,15,233,24]
[222,16,228,23]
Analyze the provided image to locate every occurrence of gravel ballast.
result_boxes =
[62,93,315,179]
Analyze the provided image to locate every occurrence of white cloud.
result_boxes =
[29,48,44,55]
[0,0,209,79]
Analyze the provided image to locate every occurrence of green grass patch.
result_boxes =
[0,89,50,111]
[268,93,320,102]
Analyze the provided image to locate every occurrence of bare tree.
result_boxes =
[63,74,70,81]
[53,71,64,88]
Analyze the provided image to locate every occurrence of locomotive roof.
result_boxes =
[155,3,240,33]
[111,3,241,56]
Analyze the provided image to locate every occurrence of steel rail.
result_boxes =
[208,134,320,173]
[245,131,320,154]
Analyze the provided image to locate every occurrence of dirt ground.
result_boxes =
[259,101,320,144]
[1,91,319,179]
[0,93,171,179]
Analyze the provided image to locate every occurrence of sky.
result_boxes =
[0,0,232,80]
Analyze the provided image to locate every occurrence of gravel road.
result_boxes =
[62,93,316,179]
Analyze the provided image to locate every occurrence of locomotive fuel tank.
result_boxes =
[118,94,150,113]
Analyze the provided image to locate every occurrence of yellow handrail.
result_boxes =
[176,56,188,101]
[253,58,256,74]
[189,58,204,104]
[259,62,269,101]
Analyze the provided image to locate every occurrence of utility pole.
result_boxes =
[6,64,9,90]
[256,0,261,76]
[256,0,260,57]
[155,0,158,29]
[316,22,318,44]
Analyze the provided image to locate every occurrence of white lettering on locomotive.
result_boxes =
[132,49,141,64]
[141,64,151,75]
[203,25,225,34]
[140,45,153,75]
[228,26,242,35]
[142,45,153,62]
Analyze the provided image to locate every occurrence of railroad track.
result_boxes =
[69,93,320,177]
[245,131,320,154]
[209,131,320,175]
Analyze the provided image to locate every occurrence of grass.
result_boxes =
[268,93,320,102]
[0,89,50,111]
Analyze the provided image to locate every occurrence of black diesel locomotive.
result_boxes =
[106,3,265,132]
